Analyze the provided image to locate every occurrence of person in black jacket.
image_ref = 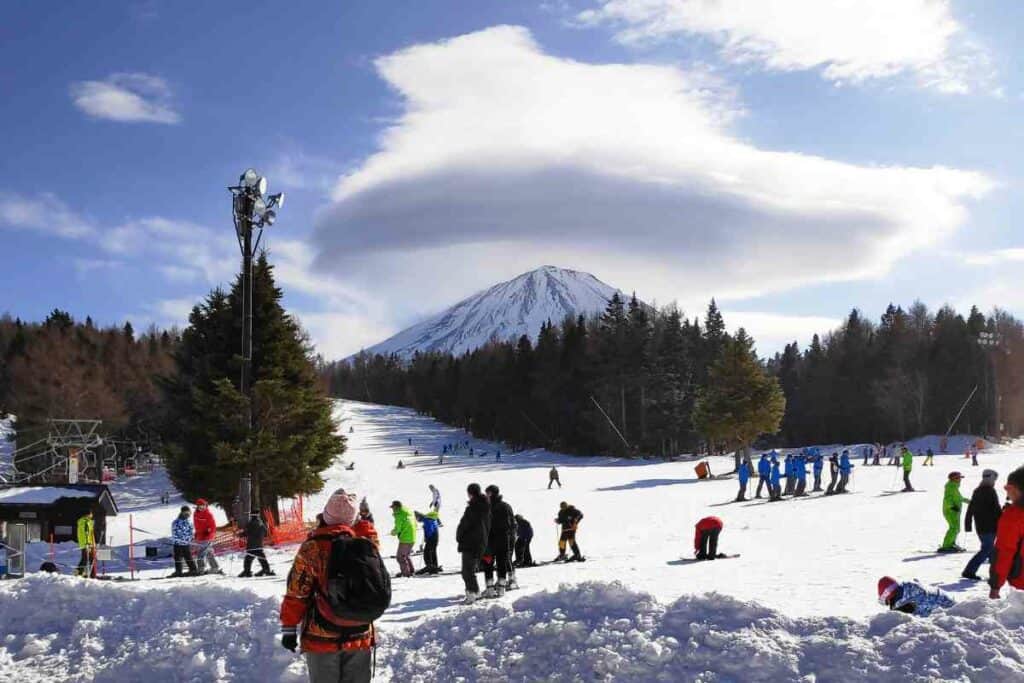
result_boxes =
[555,502,584,562]
[239,513,274,578]
[962,469,1003,580]
[456,483,491,603]
[482,484,516,596]
[514,514,535,567]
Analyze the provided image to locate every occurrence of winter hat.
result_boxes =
[877,576,898,605]
[1007,466,1024,492]
[196,498,208,507]
[948,471,964,481]
[322,489,359,527]
[359,497,370,514]
[981,469,999,485]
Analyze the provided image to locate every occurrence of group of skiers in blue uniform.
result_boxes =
[737,448,854,502]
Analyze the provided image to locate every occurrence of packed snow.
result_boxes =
[360,266,618,359]
[3,399,1024,681]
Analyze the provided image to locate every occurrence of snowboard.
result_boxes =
[879,490,927,496]
[670,554,740,566]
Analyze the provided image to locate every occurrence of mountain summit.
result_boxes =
[360,266,619,359]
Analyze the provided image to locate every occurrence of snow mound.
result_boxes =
[0,575,303,683]
[389,581,1024,682]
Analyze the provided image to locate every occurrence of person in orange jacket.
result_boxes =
[694,516,724,560]
[280,489,382,682]
[990,467,1024,599]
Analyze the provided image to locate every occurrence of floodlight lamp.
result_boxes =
[263,210,276,226]
[256,176,267,196]
[253,197,267,216]
[268,192,285,209]
[241,168,259,187]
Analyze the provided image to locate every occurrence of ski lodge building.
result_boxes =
[0,484,118,544]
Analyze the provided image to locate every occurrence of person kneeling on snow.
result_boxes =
[280,489,385,683]
[989,466,1024,600]
[694,516,725,560]
[877,576,954,616]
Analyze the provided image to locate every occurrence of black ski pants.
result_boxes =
[242,548,271,575]
[173,544,198,575]
[514,537,533,566]
[559,528,581,558]
[826,472,838,494]
[484,540,512,583]
[755,477,767,498]
[903,471,913,490]
[461,551,480,593]
[424,534,439,570]
[698,529,720,559]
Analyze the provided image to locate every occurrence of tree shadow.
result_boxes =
[596,478,698,492]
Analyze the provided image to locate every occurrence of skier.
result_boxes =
[836,450,853,493]
[428,484,441,512]
[694,516,725,560]
[825,453,840,495]
[456,483,491,604]
[962,469,1001,580]
[414,509,441,575]
[193,498,222,575]
[514,514,535,567]
[389,500,417,578]
[408,438,412,446]
[923,448,935,466]
[872,445,881,466]
[862,446,870,466]
[755,454,770,498]
[75,509,97,578]
[736,459,750,502]
[812,452,824,492]
[971,446,979,467]
[901,446,914,492]
[482,485,517,596]
[397,460,405,470]
[239,512,274,577]
[548,466,561,489]
[783,454,794,496]
[938,472,968,553]
[769,456,782,501]
[555,502,584,562]
[279,489,385,681]
[990,466,1024,599]
[877,576,954,616]
[794,453,808,497]
[170,505,200,578]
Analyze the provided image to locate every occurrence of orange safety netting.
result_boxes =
[232,497,310,550]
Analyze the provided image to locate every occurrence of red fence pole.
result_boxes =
[129,513,135,581]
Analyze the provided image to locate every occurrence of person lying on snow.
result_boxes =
[877,576,954,616]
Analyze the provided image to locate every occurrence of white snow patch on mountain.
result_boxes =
[359,266,619,359]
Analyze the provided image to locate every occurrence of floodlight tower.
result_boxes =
[229,169,284,515]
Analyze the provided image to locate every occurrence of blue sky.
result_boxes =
[1,1,1021,358]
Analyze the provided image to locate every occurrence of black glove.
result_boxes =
[281,632,298,653]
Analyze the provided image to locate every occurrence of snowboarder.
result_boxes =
[456,483,491,604]
[75,510,97,578]
[170,506,200,578]
[769,456,782,501]
[736,459,750,501]
[428,484,441,511]
[990,466,1024,599]
[279,489,384,681]
[193,498,222,575]
[783,454,794,496]
[923,448,934,466]
[938,472,968,552]
[548,466,561,489]
[901,446,914,492]
[414,509,441,575]
[837,450,853,493]
[555,502,584,561]
[794,454,808,497]
[482,485,517,596]
[877,576,954,616]
[812,452,824,492]
[825,453,840,495]
[345,462,355,471]
[962,469,1001,580]
[389,501,417,578]
[514,514,535,567]
[694,516,725,560]
[239,512,274,577]
[755,454,770,498]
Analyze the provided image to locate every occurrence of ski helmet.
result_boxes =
[877,576,898,605]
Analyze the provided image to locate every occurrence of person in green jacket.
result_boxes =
[75,510,97,578]
[901,446,914,492]
[939,472,969,552]
[389,500,417,577]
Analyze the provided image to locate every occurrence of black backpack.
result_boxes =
[320,535,392,625]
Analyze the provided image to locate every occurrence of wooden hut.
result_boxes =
[0,484,118,544]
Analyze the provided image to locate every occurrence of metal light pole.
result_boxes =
[978,331,1001,439]
[229,169,284,517]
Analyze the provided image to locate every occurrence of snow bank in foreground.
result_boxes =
[390,581,1024,683]
[0,575,303,683]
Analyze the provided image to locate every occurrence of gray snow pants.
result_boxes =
[305,649,371,683]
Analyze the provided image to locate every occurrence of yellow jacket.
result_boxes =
[76,515,94,548]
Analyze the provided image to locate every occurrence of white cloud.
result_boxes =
[291,311,396,360]
[69,72,180,124]
[310,26,991,322]
[72,258,123,275]
[963,248,1024,267]
[578,0,994,93]
[0,192,95,238]
[723,310,841,356]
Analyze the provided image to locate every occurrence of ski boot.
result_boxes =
[554,553,567,562]
[495,580,506,597]
[254,569,276,577]
[237,571,252,578]
[463,591,480,605]
[567,554,585,562]
[506,575,519,591]
[482,580,498,598]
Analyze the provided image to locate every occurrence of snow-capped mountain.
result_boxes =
[360,266,620,359]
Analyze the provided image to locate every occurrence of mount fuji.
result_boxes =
[359,266,620,359]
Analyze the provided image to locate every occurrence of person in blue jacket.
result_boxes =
[414,509,442,574]
[769,456,782,501]
[878,576,954,617]
[736,459,750,501]
[755,454,771,498]
[812,452,825,492]
[794,454,808,496]
[837,450,854,493]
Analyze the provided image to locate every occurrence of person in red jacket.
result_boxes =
[280,489,381,682]
[193,499,222,575]
[694,516,725,560]
[990,467,1024,599]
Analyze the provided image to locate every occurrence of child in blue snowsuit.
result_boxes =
[736,460,750,501]
[769,458,782,501]
[755,454,771,498]
[878,576,954,617]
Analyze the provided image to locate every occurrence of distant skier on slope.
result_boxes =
[836,450,853,493]
[769,456,782,501]
[901,446,915,492]
[962,469,1001,581]
[812,452,824,492]
[755,453,770,498]
[736,459,750,502]
[877,576,954,616]
[923,448,935,466]
[694,516,725,560]
[429,484,441,511]
[548,466,561,489]
[938,472,969,552]
[990,466,1024,599]
[555,502,584,562]
[825,453,840,495]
